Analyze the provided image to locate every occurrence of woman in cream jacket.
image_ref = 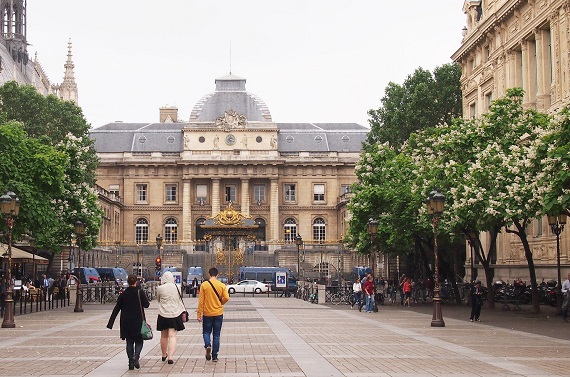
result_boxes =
[156,271,185,364]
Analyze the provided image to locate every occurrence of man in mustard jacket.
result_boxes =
[197,267,230,362]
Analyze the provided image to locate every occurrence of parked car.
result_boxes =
[226,280,270,294]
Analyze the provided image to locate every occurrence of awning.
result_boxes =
[1,244,49,264]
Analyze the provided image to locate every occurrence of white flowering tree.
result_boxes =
[408,88,552,312]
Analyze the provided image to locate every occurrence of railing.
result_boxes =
[77,281,160,304]
[1,287,71,318]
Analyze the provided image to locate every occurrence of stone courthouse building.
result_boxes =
[452,0,570,283]
[90,74,369,281]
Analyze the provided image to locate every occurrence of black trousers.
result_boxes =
[470,300,482,320]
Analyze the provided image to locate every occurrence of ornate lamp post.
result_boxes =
[367,218,379,313]
[0,191,20,328]
[73,220,86,312]
[427,189,445,327]
[548,212,567,314]
[295,234,303,281]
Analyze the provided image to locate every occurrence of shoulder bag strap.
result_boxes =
[207,280,223,304]
[137,288,146,320]
[176,285,187,311]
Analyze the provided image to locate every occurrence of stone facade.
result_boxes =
[89,74,369,281]
[452,0,570,283]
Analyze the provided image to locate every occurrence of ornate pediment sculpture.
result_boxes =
[209,202,252,226]
[215,110,247,131]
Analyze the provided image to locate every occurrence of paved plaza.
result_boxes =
[0,296,569,377]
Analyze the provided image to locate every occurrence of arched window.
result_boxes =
[284,218,297,243]
[164,218,178,244]
[254,218,267,251]
[313,218,326,242]
[194,218,207,251]
[135,218,149,244]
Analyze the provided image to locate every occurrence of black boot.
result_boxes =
[134,355,140,369]
[128,359,134,370]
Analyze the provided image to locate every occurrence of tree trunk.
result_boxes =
[512,222,540,313]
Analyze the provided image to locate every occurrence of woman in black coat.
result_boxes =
[107,275,150,370]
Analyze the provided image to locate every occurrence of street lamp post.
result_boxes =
[295,235,303,281]
[548,212,567,315]
[156,234,163,277]
[0,191,20,328]
[367,218,379,313]
[74,220,86,313]
[427,189,445,327]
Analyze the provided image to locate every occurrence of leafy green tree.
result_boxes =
[0,81,101,256]
[366,63,462,149]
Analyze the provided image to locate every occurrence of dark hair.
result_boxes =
[209,267,219,277]
[127,274,138,286]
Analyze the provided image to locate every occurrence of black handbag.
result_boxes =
[177,286,189,322]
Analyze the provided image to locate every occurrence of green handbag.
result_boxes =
[138,288,153,340]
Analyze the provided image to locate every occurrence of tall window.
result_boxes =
[195,218,206,251]
[165,184,177,202]
[485,92,493,110]
[254,184,266,204]
[313,218,326,242]
[225,185,236,203]
[165,218,178,243]
[284,184,296,202]
[284,218,297,243]
[341,185,351,195]
[135,218,149,244]
[136,184,148,203]
[196,184,207,204]
[469,103,476,119]
[313,184,325,202]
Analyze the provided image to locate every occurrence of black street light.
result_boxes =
[73,220,86,312]
[0,191,20,328]
[156,234,163,278]
[427,189,445,327]
[548,212,567,315]
[295,234,303,281]
[367,218,379,313]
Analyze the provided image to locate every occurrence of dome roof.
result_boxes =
[189,74,272,122]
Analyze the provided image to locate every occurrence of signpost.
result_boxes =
[276,271,287,297]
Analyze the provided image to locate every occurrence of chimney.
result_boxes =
[159,106,178,123]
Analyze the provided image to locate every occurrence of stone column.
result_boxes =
[521,40,535,108]
[535,28,551,110]
[183,179,191,244]
[270,179,279,242]
[212,178,221,216]
[241,178,250,216]
[549,9,560,102]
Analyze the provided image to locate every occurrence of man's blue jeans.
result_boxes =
[365,294,375,312]
[202,315,223,357]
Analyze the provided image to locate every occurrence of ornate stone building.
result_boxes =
[0,0,78,102]
[90,74,368,281]
[452,0,570,283]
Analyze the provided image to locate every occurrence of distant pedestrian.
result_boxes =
[469,281,483,322]
[106,274,150,370]
[562,272,570,322]
[156,271,186,364]
[351,277,362,310]
[197,267,230,362]
[191,277,199,298]
[362,275,375,313]
[398,274,406,305]
[403,277,412,307]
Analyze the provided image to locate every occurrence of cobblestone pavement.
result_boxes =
[0,296,569,377]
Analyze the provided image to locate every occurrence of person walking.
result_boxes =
[156,271,186,364]
[197,267,229,362]
[191,277,199,298]
[106,274,150,370]
[351,277,362,310]
[469,281,483,322]
[561,272,570,322]
[362,275,375,313]
[403,277,412,307]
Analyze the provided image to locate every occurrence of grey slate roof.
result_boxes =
[90,74,370,154]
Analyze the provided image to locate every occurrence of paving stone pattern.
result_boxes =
[0,296,568,376]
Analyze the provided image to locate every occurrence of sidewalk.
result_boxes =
[0,296,568,376]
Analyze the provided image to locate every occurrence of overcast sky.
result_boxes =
[26,1,466,129]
